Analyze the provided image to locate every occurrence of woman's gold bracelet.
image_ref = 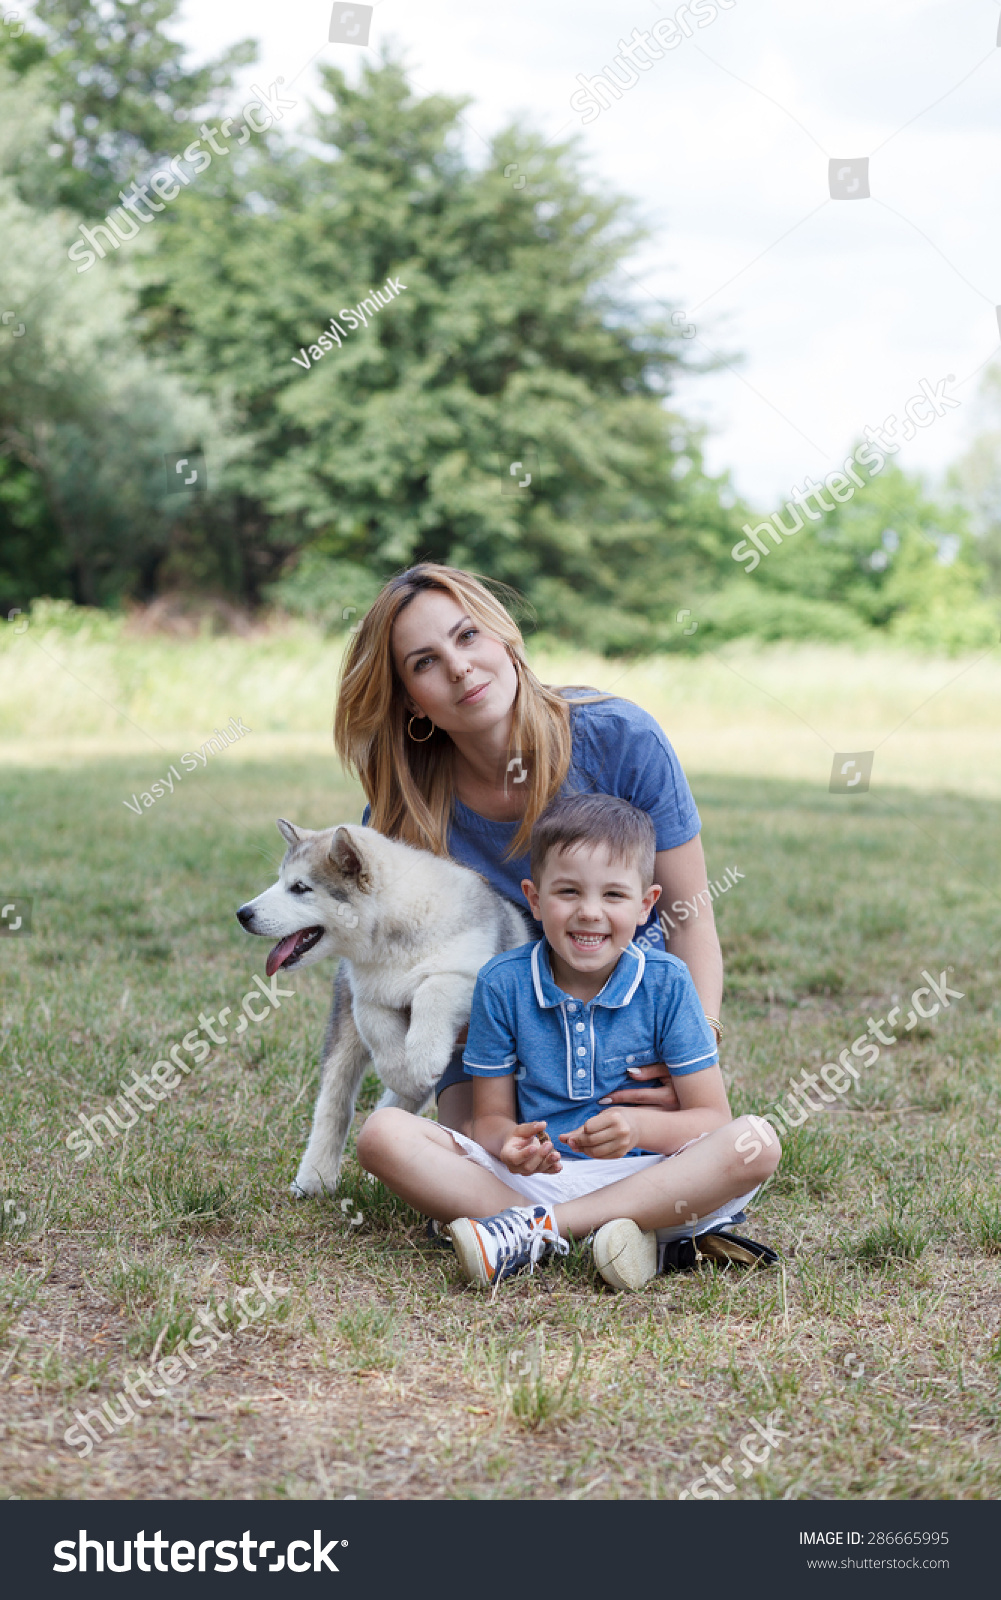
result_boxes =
[705,1016,723,1042]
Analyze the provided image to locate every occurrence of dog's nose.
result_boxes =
[236,905,255,929]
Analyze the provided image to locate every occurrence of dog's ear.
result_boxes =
[330,826,370,888]
[276,818,303,847]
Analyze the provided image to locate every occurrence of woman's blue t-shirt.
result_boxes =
[363,697,700,952]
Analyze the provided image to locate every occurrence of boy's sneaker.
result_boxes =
[448,1204,567,1289]
[695,1229,778,1268]
[595,1223,779,1289]
[660,1229,779,1273]
[593,1218,658,1292]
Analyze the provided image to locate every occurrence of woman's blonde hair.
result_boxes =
[333,563,602,858]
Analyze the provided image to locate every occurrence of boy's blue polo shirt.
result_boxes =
[462,939,719,1160]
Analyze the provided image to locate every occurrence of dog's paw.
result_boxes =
[290,1165,339,1200]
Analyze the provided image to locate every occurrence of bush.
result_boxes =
[692,583,869,647]
[264,555,386,634]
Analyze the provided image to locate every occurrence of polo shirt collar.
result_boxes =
[531,938,646,1010]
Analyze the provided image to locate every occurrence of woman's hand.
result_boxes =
[599,1063,681,1112]
[561,1108,638,1161]
[499,1122,562,1176]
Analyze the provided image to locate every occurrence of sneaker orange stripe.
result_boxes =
[473,1224,495,1283]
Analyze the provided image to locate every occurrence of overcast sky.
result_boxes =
[173,0,1001,507]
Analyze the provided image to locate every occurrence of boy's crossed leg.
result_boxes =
[356,1108,778,1286]
[357,1108,533,1221]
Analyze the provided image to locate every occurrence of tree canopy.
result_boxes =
[133,52,745,649]
[0,0,996,654]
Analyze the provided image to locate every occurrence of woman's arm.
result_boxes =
[655,837,723,1018]
[603,836,723,1113]
[564,1063,731,1158]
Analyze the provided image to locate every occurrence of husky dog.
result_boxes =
[236,820,528,1197]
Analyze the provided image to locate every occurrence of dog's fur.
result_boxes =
[237,820,528,1196]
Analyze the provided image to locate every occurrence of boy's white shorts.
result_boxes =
[447,1129,759,1243]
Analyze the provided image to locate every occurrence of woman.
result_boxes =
[334,562,724,1138]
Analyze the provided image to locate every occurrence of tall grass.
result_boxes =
[3,602,1000,795]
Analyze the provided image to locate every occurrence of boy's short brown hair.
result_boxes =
[529,794,656,887]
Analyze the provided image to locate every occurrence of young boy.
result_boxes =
[356,794,780,1291]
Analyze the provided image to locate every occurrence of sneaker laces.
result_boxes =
[487,1208,567,1298]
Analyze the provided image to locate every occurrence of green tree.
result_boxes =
[0,96,230,609]
[704,454,997,653]
[950,363,1001,603]
[5,0,255,215]
[137,53,745,642]
[0,12,251,611]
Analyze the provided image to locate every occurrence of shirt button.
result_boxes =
[577,1046,587,1057]
[626,1055,635,1063]
[575,1022,585,1033]
[576,1068,586,1078]
[566,1003,576,1012]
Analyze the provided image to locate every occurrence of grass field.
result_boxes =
[4,608,1001,797]
[1,627,1000,1500]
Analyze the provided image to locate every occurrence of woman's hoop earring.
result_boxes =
[407,714,435,743]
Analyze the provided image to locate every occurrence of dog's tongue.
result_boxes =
[266,934,301,977]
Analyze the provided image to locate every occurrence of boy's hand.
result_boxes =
[561,1108,638,1161]
[499,1122,562,1176]
[599,1063,680,1112]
